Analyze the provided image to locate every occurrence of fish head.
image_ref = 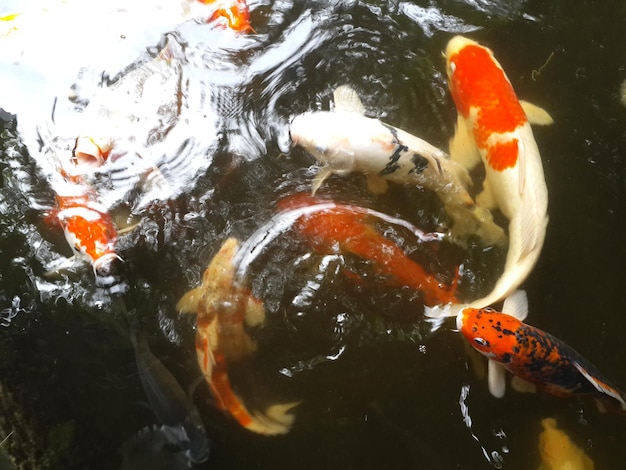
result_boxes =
[457,307,522,364]
[444,35,500,118]
[59,205,119,275]
[290,112,357,172]
[72,136,114,167]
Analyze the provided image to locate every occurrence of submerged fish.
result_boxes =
[457,292,626,411]
[201,0,254,33]
[537,418,595,470]
[130,323,210,463]
[289,85,506,246]
[177,238,298,435]
[278,194,459,307]
[443,35,553,310]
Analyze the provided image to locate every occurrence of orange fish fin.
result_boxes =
[520,101,553,126]
[488,359,507,398]
[449,113,481,170]
[177,287,204,314]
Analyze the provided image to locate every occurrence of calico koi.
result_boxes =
[442,36,553,311]
[290,85,506,246]
[457,292,626,412]
[177,238,298,435]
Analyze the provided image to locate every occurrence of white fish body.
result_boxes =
[290,85,506,245]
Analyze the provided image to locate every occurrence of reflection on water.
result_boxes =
[1,0,626,468]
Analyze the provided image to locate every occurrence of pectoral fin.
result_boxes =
[510,375,537,393]
[311,166,334,195]
[475,179,498,211]
[366,174,389,195]
[333,85,365,114]
[488,359,507,398]
[520,100,553,126]
[449,114,481,170]
[502,289,528,321]
[177,286,203,314]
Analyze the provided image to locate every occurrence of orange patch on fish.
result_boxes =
[487,139,519,171]
[448,43,527,170]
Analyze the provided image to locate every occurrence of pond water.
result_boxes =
[1,0,626,468]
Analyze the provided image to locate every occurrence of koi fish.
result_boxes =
[457,292,626,412]
[290,86,506,246]
[278,194,459,307]
[444,35,553,310]
[198,0,254,33]
[130,322,210,463]
[47,175,120,276]
[177,238,298,435]
[537,418,595,470]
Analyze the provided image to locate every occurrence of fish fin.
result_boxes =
[502,290,528,321]
[333,85,365,114]
[573,362,626,409]
[520,101,553,126]
[449,114,481,170]
[366,174,389,195]
[246,402,301,435]
[475,179,498,211]
[423,303,464,319]
[177,287,204,314]
[244,295,266,328]
[488,359,507,398]
[311,166,334,195]
[510,375,537,394]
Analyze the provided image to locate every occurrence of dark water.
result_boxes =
[1,0,626,468]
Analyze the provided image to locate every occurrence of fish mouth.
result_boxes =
[92,253,122,277]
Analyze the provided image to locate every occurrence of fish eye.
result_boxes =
[448,61,456,74]
[473,337,489,347]
[483,307,495,313]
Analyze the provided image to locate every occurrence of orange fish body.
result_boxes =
[52,180,119,275]
[445,36,552,310]
[279,195,458,306]
[457,307,626,410]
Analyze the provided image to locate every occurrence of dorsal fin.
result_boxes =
[333,85,365,114]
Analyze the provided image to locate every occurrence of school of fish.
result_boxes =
[10,2,619,465]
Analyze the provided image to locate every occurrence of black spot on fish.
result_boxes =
[379,124,407,176]
[409,153,429,174]
[500,353,513,364]
[502,329,515,336]
[513,346,520,354]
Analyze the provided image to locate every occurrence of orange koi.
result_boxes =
[457,298,626,412]
[177,238,298,435]
[444,36,553,310]
[279,194,459,306]
[198,0,254,33]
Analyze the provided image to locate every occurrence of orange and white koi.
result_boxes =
[278,194,459,307]
[443,36,553,311]
[290,85,506,246]
[177,238,298,435]
[47,174,120,276]
[457,292,626,412]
